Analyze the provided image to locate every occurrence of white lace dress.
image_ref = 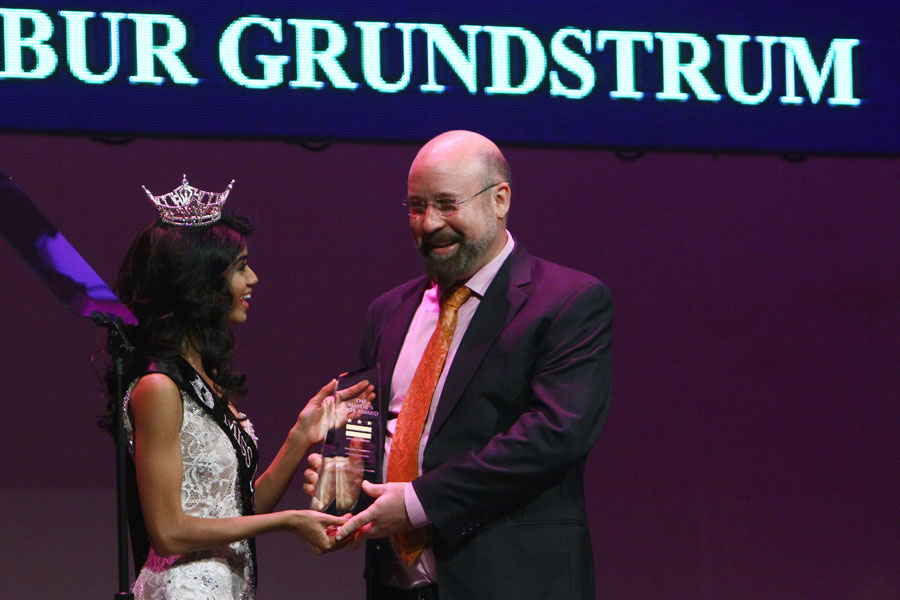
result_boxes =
[124,381,257,599]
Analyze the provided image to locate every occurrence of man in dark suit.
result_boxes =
[315,130,612,599]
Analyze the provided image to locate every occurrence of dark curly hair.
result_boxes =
[101,214,254,430]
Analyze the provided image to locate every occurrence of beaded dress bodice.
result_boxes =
[123,380,258,599]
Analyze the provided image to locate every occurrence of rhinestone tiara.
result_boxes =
[143,175,234,226]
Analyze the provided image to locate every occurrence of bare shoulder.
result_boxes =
[129,373,183,432]
[132,373,181,404]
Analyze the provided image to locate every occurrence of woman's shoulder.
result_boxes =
[132,372,182,399]
[129,373,185,431]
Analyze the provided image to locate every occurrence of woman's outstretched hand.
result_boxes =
[254,380,374,515]
[294,379,375,449]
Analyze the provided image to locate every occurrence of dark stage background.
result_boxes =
[0,135,897,598]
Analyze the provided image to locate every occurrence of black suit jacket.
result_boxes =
[360,244,613,600]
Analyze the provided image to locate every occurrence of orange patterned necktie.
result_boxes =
[387,283,473,565]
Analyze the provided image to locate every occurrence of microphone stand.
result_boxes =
[0,172,137,599]
[93,313,136,600]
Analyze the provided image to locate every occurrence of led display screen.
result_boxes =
[1,1,897,153]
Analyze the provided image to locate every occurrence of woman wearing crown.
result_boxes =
[104,177,367,599]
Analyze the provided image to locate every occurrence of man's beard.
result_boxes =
[419,220,497,287]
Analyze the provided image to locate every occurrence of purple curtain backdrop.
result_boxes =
[0,134,897,598]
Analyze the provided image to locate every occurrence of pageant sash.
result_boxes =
[168,357,259,582]
[168,357,259,503]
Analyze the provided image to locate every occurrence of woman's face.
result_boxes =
[225,246,258,324]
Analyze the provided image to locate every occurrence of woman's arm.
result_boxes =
[129,374,345,556]
[254,379,374,514]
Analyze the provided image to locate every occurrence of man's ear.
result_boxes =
[493,182,511,220]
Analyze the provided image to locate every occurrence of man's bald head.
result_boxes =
[410,130,511,190]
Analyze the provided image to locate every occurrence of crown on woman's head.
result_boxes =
[143,175,234,226]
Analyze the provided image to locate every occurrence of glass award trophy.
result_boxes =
[311,365,381,515]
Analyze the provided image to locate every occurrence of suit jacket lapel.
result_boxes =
[376,277,430,406]
[429,245,533,438]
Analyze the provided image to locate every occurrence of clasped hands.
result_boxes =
[302,453,415,550]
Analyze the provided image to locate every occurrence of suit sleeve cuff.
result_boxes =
[404,482,431,528]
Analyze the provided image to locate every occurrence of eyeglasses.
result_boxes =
[403,181,505,218]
